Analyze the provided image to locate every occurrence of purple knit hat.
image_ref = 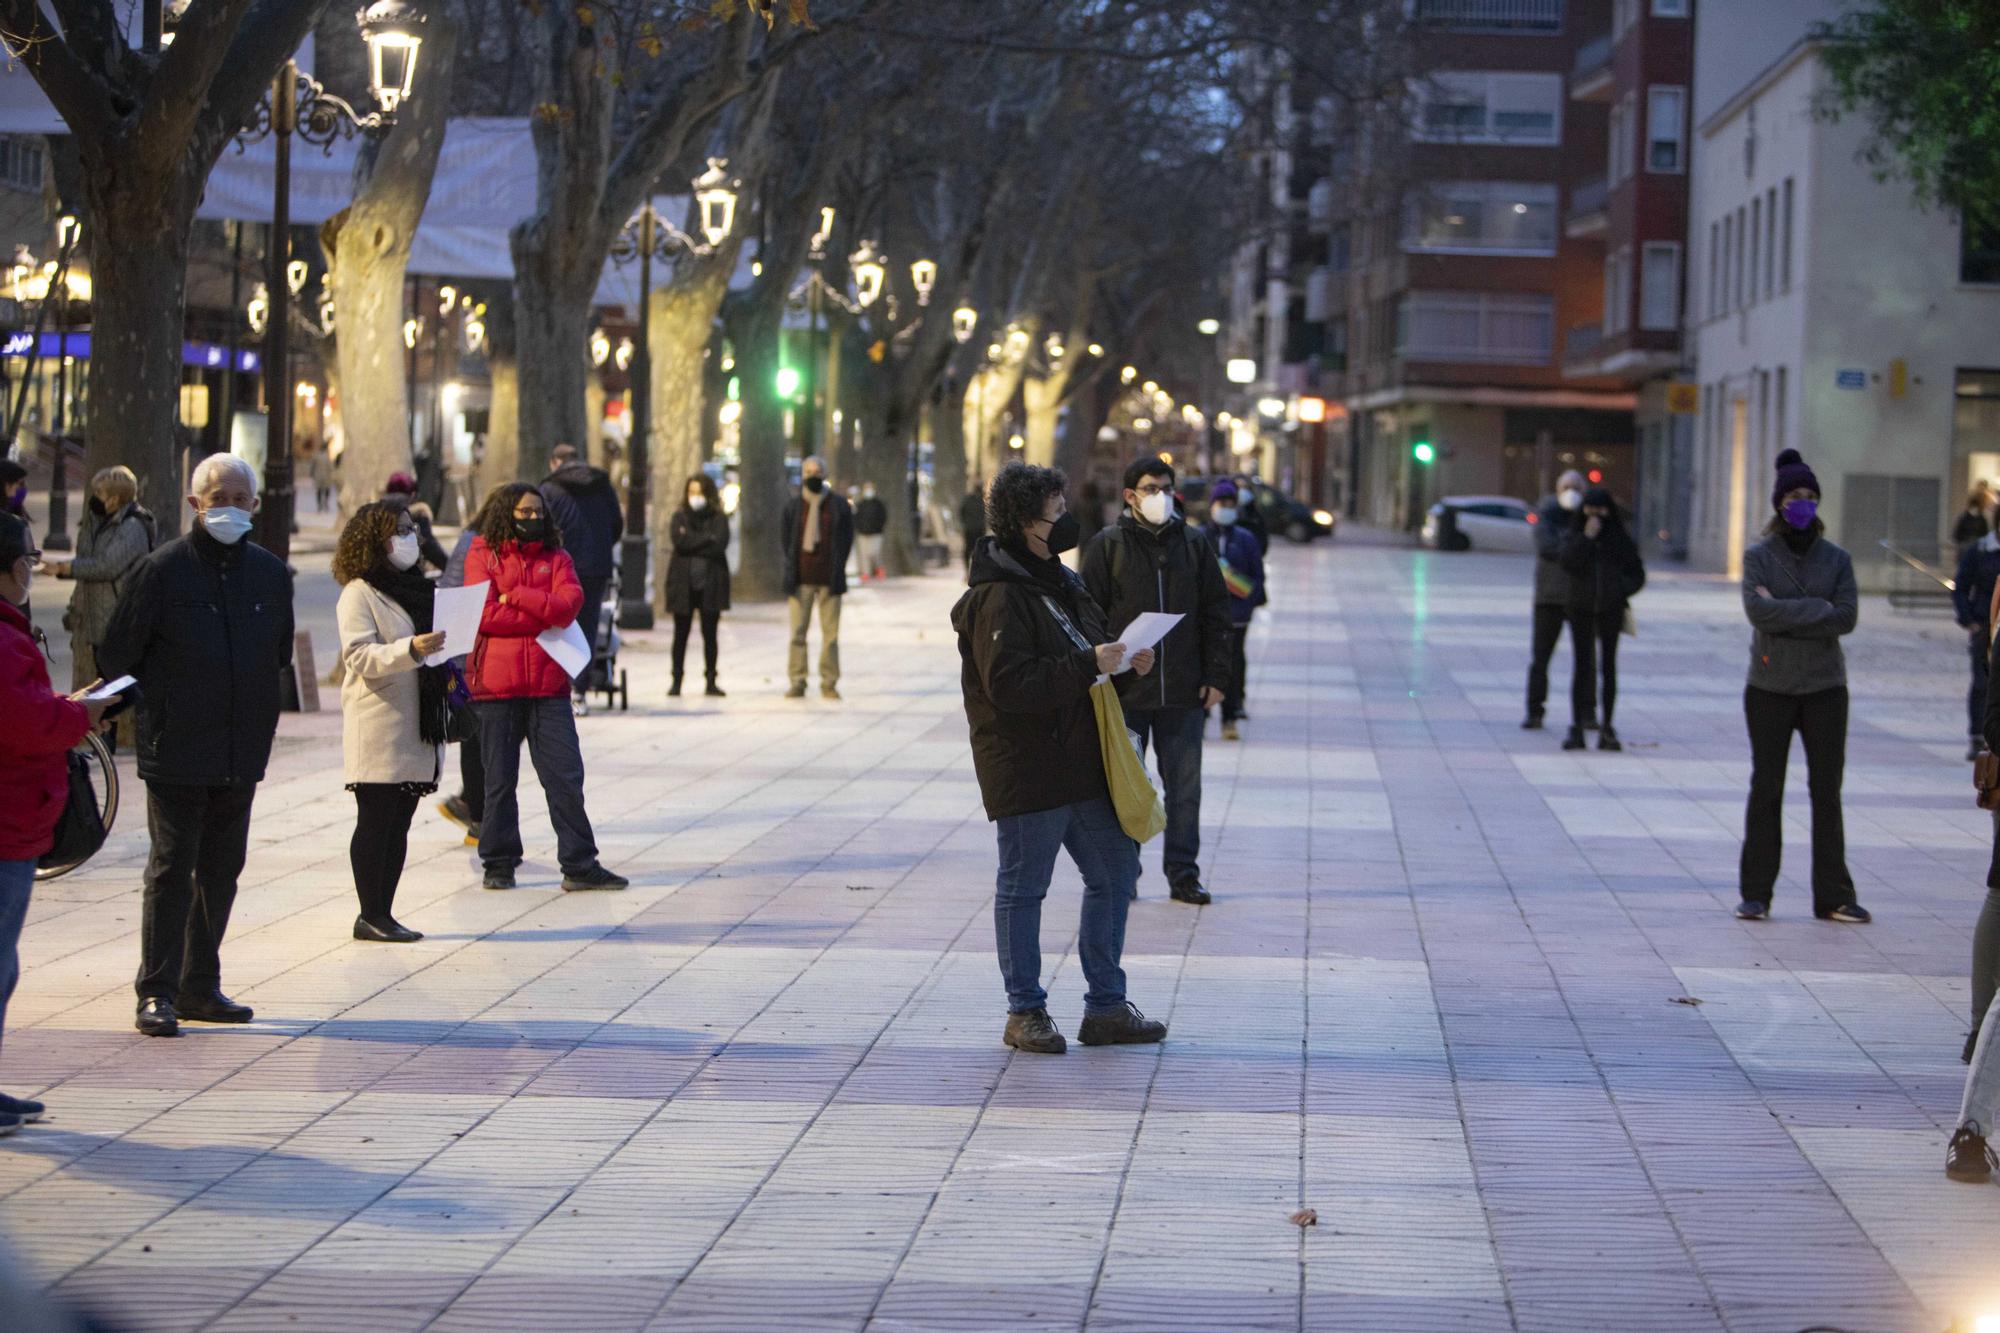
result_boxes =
[1771,449,1819,508]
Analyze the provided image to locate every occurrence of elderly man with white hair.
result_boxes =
[98,453,294,1037]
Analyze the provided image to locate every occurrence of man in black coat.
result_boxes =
[541,442,626,700]
[1080,456,1233,905]
[97,454,295,1038]
[853,482,889,582]
[780,455,854,699]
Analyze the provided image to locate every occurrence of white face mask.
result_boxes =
[1137,491,1173,526]
[1557,489,1583,512]
[1212,505,1238,526]
[687,493,708,511]
[388,533,422,570]
[202,505,254,545]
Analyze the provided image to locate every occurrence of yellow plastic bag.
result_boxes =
[1091,680,1168,844]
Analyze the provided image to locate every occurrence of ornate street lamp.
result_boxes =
[360,0,425,114]
[910,258,937,306]
[952,304,977,344]
[402,317,422,350]
[247,283,271,336]
[692,159,739,249]
[589,328,611,367]
[286,258,310,295]
[1045,333,1064,361]
[808,206,836,261]
[1121,365,1138,384]
[850,243,886,309]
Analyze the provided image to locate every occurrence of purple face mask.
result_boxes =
[1781,498,1817,530]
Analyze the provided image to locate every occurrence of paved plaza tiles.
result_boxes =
[3,537,1998,1332]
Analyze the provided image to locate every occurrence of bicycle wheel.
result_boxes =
[35,730,119,882]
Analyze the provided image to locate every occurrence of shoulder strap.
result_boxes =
[1040,594,1094,653]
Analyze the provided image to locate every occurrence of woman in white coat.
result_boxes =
[334,502,451,943]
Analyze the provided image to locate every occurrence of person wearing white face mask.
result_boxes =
[666,472,731,697]
[333,502,452,943]
[97,453,295,1036]
[1524,469,1588,730]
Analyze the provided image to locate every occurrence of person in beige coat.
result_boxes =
[334,502,452,943]
[44,465,154,690]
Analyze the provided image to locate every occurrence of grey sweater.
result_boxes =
[1741,533,1858,695]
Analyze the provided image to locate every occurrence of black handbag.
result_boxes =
[38,748,107,869]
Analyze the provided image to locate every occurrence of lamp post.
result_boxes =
[242,0,423,562]
[605,159,738,629]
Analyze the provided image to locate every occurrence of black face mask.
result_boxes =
[514,518,546,544]
[1042,511,1081,557]
[803,475,826,494]
[88,496,107,517]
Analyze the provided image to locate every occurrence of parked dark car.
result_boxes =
[1178,477,1335,542]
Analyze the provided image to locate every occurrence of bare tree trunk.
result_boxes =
[509,243,596,475]
[484,356,519,489]
[647,270,729,612]
[1022,373,1066,467]
[933,377,968,511]
[731,301,790,601]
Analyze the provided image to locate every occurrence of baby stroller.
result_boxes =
[585,561,629,712]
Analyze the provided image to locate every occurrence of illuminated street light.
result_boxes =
[463,316,485,352]
[1226,358,1257,384]
[952,304,978,343]
[808,206,835,259]
[1045,334,1065,360]
[851,243,886,309]
[1087,342,1104,357]
[402,316,422,349]
[1121,365,1137,385]
[436,282,456,314]
[910,258,938,305]
[589,328,611,366]
[359,0,425,115]
[614,337,633,371]
[247,283,270,335]
[692,158,738,248]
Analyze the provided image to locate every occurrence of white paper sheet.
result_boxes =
[1113,611,1184,671]
[81,674,136,701]
[427,581,490,666]
[536,619,592,680]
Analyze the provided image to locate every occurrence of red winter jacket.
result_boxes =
[0,598,91,860]
[465,536,585,701]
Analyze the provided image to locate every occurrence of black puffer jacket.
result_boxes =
[1080,512,1232,713]
[96,523,295,787]
[1558,510,1646,619]
[541,463,625,579]
[665,505,731,614]
[952,538,1112,821]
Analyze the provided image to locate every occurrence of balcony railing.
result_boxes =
[1572,32,1613,79]
[1409,0,1563,31]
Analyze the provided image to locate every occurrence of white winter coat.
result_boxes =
[337,580,444,786]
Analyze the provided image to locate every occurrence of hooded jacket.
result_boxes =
[952,537,1113,821]
[541,463,625,580]
[0,597,92,859]
[464,535,585,700]
[1080,511,1232,712]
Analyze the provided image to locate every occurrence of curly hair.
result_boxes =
[985,462,1068,546]
[332,501,403,585]
[682,471,720,511]
[472,482,563,550]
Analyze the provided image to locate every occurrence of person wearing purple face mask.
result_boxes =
[1735,448,1869,925]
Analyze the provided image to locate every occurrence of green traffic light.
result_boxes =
[775,367,802,399]
[1412,441,1435,464]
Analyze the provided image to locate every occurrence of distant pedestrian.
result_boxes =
[1556,486,1644,753]
[382,472,448,572]
[1524,469,1585,731]
[1735,448,1868,924]
[1200,479,1265,742]
[959,483,987,573]
[1956,482,1993,556]
[43,465,155,693]
[463,484,627,893]
[540,442,625,708]
[1232,474,1270,556]
[98,454,295,1037]
[781,455,853,700]
[952,462,1166,1055]
[666,473,730,698]
[307,448,333,512]
[0,510,104,1130]
[1081,456,1232,905]
[1956,532,2000,760]
[853,482,888,581]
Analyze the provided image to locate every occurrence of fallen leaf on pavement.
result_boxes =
[1290,1208,1318,1227]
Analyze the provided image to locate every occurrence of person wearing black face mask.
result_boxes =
[952,462,1166,1055]
[780,456,854,700]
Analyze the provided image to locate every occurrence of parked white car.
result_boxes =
[1422,496,1538,553]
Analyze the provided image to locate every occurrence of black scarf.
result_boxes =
[363,564,450,745]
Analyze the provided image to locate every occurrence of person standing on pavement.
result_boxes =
[953,462,1167,1055]
[1955,482,1993,556]
[781,455,853,700]
[307,447,333,513]
[540,442,625,709]
[853,482,888,582]
[1954,531,2000,761]
[435,524,482,847]
[334,502,452,944]
[665,473,730,698]
[0,511,104,1130]
[97,454,294,1037]
[1524,469,1585,731]
[1081,456,1232,905]
[463,484,627,894]
[1231,474,1270,556]
[43,465,155,695]
[1199,479,1265,742]
[1735,449,1869,925]
[959,483,987,574]
[1556,486,1644,754]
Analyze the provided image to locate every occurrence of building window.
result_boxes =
[1748,196,1761,305]
[1736,205,1748,308]
[1640,242,1681,330]
[1775,366,1788,457]
[1604,248,1632,334]
[1646,86,1685,172]
[1413,72,1564,146]
[1410,0,1564,32]
[1708,221,1721,321]
[1398,290,1555,364]
[1763,187,1777,298]
[0,137,44,194]
[1606,101,1624,184]
[1652,0,1688,15]
[1781,178,1795,290]
[1403,181,1559,255]
[1722,212,1736,311]
[1961,222,2000,284]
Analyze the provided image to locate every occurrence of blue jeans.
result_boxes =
[1127,706,1205,885]
[475,697,600,875]
[993,797,1138,1014]
[0,859,32,1060]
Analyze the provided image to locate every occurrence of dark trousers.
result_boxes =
[475,696,599,875]
[0,859,31,1060]
[1222,625,1249,722]
[1525,602,1569,718]
[575,574,610,694]
[672,592,722,682]
[1128,706,1205,886]
[454,702,485,821]
[351,785,421,920]
[1740,684,1856,912]
[1568,609,1622,728]
[1970,626,1989,740]
[137,781,257,1001]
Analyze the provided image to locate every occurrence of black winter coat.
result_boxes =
[665,506,732,614]
[953,538,1112,821]
[781,490,854,595]
[854,495,889,536]
[1557,517,1646,618]
[1080,513,1233,713]
[542,464,625,579]
[97,524,295,787]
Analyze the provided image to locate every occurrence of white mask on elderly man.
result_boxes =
[388,534,422,570]
[1558,488,1583,512]
[202,506,255,545]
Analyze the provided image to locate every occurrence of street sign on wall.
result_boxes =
[1665,383,1699,414]
[1835,369,1867,390]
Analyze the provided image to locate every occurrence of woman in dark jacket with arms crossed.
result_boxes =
[665,473,731,698]
[1556,486,1645,753]
[952,462,1165,1056]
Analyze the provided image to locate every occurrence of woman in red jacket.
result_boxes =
[464,484,627,893]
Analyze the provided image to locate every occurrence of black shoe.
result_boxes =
[1583,717,1600,732]
[0,1093,44,1122]
[353,915,423,944]
[1077,1002,1168,1047]
[562,864,629,892]
[1965,1027,1981,1065]
[1561,726,1586,751]
[1734,900,1769,921]
[0,1112,21,1137]
[483,866,515,891]
[1946,1125,1996,1183]
[175,991,253,1024]
[1598,725,1622,752]
[1169,878,1212,906]
[1816,903,1872,924]
[705,679,726,698]
[438,796,475,831]
[668,676,684,698]
[135,996,179,1037]
[1003,1008,1067,1055]
[1521,712,1544,731]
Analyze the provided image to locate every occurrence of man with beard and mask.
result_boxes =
[1080,456,1232,905]
[540,442,625,707]
[97,454,295,1037]
[1525,469,1587,731]
[781,455,854,700]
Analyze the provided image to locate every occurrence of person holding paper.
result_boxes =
[462,484,627,894]
[333,503,452,944]
[1080,457,1232,905]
